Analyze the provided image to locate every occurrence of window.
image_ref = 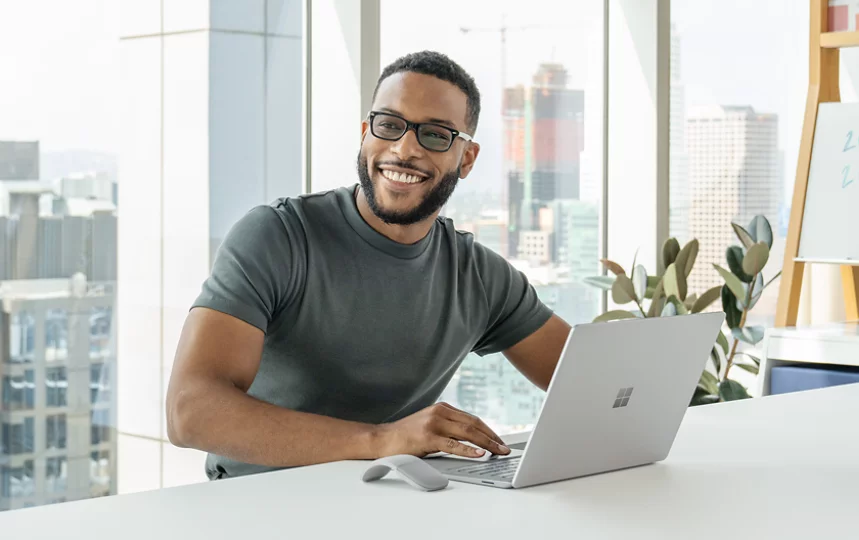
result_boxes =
[45,457,67,493]
[45,309,69,362]
[8,312,35,364]
[90,450,110,493]
[91,408,111,446]
[382,0,604,432]
[89,307,112,360]
[46,414,67,450]
[2,371,35,411]
[90,363,110,405]
[670,2,806,331]
[1,461,35,498]
[46,367,68,408]
[1,418,35,455]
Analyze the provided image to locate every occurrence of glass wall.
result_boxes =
[381,0,604,433]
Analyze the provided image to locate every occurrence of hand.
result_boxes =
[373,402,511,459]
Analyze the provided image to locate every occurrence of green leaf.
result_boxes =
[661,300,677,317]
[710,347,722,377]
[632,265,648,303]
[668,295,689,315]
[719,380,751,401]
[747,274,764,310]
[647,280,666,318]
[743,354,761,366]
[699,370,720,395]
[611,275,637,304]
[583,276,616,291]
[648,296,666,318]
[733,363,760,375]
[684,293,698,312]
[600,259,626,276]
[690,386,720,406]
[593,310,638,323]
[732,326,765,345]
[644,275,662,299]
[721,286,742,329]
[748,215,773,249]
[663,263,687,302]
[743,242,770,276]
[714,264,747,302]
[727,246,753,283]
[692,286,722,313]
[716,330,730,356]
[675,239,699,277]
[662,238,681,269]
[732,223,756,249]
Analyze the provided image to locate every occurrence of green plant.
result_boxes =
[583,215,781,405]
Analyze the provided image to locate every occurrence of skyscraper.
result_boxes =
[504,64,585,258]
[687,106,780,293]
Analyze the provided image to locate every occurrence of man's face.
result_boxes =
[357,72,480,226]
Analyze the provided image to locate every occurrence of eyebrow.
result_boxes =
[377,107,458,129]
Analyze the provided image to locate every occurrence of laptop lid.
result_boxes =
[512,312,724,488]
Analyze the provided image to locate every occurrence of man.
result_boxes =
[166,50,572,480]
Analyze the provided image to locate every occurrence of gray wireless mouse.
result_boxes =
[362,454,449,492]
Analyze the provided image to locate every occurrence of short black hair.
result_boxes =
[373,51,481,134]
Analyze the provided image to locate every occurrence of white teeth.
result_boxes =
[381,169,422,184]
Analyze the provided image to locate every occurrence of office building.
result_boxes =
[0,142,39,181]
[60,173,114,202]
[0,278,116,511]
[551,199,599,282]
[687,106,780,294]
[504,64,585,257]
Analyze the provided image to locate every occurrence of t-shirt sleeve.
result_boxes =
[471,242,554,356]
[191,205,300,333]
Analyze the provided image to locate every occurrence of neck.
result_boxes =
[355,186,437,245]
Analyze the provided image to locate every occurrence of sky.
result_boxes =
[0,0,815,203]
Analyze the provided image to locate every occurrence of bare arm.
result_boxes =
[503,315,572,391]
[166,307,510,468]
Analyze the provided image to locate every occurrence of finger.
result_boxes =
[436,436,487,458]
[443,420,509,456]
[437,404,509,452]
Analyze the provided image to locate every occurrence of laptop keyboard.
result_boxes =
[452,456,521,481]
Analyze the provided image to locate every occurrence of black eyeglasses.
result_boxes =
[368,111,473,152]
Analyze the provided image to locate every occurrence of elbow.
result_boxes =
[166,388,194,448]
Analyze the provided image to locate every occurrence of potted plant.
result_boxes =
[584,215,781,405]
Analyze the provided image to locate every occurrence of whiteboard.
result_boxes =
[797,103,859,263]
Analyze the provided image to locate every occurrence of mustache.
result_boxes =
[375,160,433,179]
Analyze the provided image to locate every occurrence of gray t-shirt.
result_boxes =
[192,185,553,479]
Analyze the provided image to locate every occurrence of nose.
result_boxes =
[390,127,424,161]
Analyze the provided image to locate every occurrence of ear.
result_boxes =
[457,142,481,179]
[360,120,370,143]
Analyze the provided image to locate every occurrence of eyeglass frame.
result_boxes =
[366,110,473,152]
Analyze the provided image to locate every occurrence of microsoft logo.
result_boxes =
[613,387,634,408]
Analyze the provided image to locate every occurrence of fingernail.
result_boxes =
[500,445,510,453]
[475,449,485,456]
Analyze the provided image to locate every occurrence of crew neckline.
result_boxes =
[337,184,436,259]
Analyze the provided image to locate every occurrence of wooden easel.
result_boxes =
[775,0,859,327]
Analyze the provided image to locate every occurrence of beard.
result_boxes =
[356,150,460,226]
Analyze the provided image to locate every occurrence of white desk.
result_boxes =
[3,384,859,539]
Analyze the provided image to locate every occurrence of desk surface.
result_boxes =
[3,384,859,539]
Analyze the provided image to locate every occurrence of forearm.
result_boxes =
[167,378,382,467]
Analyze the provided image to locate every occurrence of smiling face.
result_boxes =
[357,71,480,226]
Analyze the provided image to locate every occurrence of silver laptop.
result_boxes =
[428,312,725,489]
